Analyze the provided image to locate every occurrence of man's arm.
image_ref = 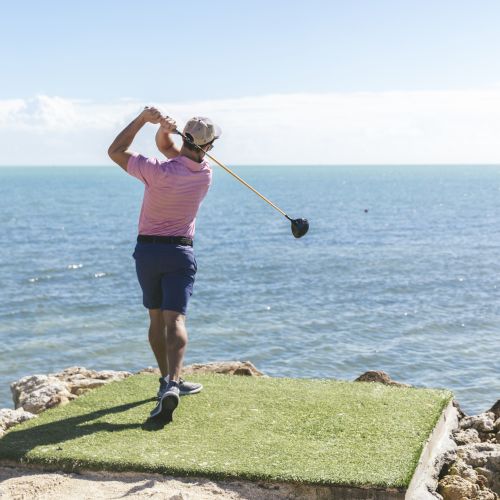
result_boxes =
[155,117,181,159]
[107,107,162,171]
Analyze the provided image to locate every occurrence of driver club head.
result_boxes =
[291,218,309,238]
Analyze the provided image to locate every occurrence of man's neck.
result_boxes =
[180,146,204,163]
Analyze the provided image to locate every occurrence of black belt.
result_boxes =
[137,235,193,247]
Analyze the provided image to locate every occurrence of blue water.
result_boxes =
[0,165,499,415]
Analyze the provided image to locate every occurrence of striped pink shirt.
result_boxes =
[127,153,212,239]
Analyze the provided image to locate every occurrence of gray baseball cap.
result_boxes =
[183,117,222,146]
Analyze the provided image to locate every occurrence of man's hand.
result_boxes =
[159,115,177,134]
[141,106,165,124]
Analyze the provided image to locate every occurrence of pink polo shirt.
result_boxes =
[127,153,212,239]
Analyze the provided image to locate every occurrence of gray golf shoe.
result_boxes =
[156,376,203,399]
[150,380,180,420]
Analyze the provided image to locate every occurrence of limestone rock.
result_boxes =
[438,475,479,499]
[438,402,500,500]
[454,428,481,445]
[52,366,131,395]
[476,467,494,487]
[488,400,500,421]
[10,367,132,413]
[183,361,265,377]
[458,442,500,470]
[457,443,500,495]
[353,370,410,387]
[461,413,496,433]
[11,375,75,414]
[452,399,467,419]
[139,361,265,377]
[476,490,498,500]
[0,408,37,436]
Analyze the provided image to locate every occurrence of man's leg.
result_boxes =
[148,309,168,377]
[163,310,188,382]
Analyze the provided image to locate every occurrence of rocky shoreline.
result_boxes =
[0,364,498,499]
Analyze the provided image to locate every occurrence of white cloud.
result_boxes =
[1,90,499,165]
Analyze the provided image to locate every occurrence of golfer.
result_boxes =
[108,106,221,419]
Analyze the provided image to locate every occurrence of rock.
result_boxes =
[0,408,37,436]
[476,467,494,486]
[10,375,50,405]
[448,458,468,476]
[461,413,496,433]
[476,490,498,500]
[53,366,131,395]
[11,375,75,414]
[488,400,500,421]
[454,428,481,445]
[477,473,491,489]
[10,367,132,413]
[183,361,265,377]
[139,361,265,377]
[438,405,500,500]
[461,466,479,484]
[453,399,467,419]
[353,370,410,387]
[457,442,500,470]
[438,475,479,499]
[457,443,500,495]
[447,459,482,486]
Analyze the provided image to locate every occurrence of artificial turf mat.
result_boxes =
[0,374,452,488]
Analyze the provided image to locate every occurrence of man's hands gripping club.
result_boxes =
[108,106,179,171]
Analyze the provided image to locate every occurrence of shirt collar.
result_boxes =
[176,155,208,172]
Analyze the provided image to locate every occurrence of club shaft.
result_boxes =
[175,130,291,220]
[204,152,290,219]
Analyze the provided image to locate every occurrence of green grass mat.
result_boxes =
[0,374,452,488]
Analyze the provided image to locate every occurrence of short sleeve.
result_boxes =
[127,153,162,185]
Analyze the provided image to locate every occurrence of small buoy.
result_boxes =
[364,209,368,213]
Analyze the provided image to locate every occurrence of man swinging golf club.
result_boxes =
[108,106,221,420]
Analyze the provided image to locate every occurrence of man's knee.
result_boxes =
[148,309,165,342]
[149,308,164,326]
[162,310,185,331]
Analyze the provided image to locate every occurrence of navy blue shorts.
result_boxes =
[133,242,197,315]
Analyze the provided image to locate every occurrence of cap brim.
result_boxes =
[212,124,222,139]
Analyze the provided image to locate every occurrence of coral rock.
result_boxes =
[0,408,37,437]
[488,400,500,421]
[10,367,132,414]
[438,475,479,500]
[461,413,496,433]
[354,370,410,387]
[139,361,265,377]
[11,376,75,414]
[454,428,481,445]
[53,366,131,395]
[183,361,265,377]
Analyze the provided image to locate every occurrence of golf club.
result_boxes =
[174,129,309,239]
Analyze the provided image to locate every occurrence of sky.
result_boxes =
[1,0,500,165]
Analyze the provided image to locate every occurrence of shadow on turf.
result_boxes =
[0,398,172,461]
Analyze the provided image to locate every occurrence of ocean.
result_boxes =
[0,165,499,415]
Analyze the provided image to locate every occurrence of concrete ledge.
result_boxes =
[406,400,459,499]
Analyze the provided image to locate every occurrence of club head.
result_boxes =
[291,218,309,238]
